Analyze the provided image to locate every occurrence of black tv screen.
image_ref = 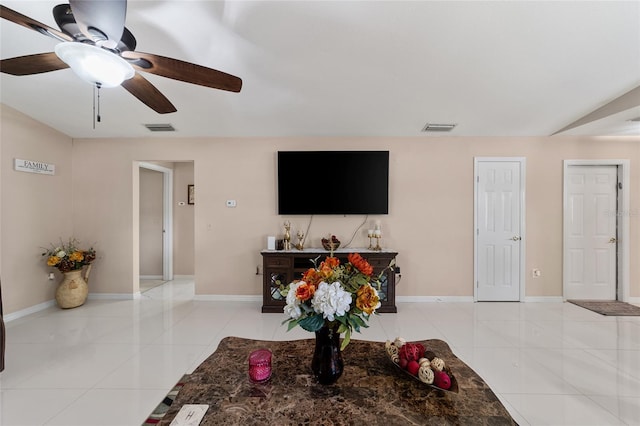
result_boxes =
[278,151,389,215]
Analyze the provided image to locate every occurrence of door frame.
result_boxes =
[563,159,630,302]
[139,162,174,281]
[473,157,527,302]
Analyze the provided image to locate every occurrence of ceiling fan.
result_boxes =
[0,1,242,114]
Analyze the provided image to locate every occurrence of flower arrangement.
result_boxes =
[42,238,96,273]
[282,253,391,349]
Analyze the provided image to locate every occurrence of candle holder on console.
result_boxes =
[373,230,382,251]
[367,230,375,250]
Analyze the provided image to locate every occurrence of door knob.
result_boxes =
[609,237,617,243]
[511,236,521,241]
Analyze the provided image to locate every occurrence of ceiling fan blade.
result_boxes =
[121,73,177,114]
[122,51,242,93]
[1,53,69,76]
[0,5,73,42]
[69,0,126,48]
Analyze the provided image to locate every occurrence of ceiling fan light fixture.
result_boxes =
[54,42,134,88]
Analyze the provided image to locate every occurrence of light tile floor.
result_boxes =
[1,279,639,425]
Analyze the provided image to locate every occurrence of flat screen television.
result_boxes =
[278,151,389,215]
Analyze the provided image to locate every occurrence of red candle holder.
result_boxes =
[248,349,272,383]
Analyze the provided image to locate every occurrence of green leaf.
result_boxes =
[337,323,348,334]
[298,314,325,332]
[341,328,351,350]
[351,314,366,328]
[286,319,299,331]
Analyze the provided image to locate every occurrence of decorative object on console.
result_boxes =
[295,230,305,250]
[42,238,96,308]
[367,229,382,251]
[283,221,292,250]
[321,235,340,251]
[370,222,382,251]
[267,236,276,250]
[282,253,392,384]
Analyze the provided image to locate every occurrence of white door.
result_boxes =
[565,165,617,300]
[475,160,524,301]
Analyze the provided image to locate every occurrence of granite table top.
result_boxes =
[160,336,517,425]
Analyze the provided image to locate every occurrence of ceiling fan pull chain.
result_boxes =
[92,82,102,129]
[96,83,101,123]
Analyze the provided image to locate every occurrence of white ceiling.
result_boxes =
[1,0,639,139]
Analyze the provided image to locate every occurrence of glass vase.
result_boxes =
[311,324,343,385]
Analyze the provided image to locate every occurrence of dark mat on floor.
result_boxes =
[568,300,640,316]
[142,374,189,425]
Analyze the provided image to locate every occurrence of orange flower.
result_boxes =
[69,251,84,262]
[318,256,340,279]
[322,257,340,269]
[302,268,322,286]
[295,282,316,301]
[356,284,380,315]
[47,256,61,266]
[348,253,373,276]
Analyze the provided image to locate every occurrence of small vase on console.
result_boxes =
[311,324,344,385]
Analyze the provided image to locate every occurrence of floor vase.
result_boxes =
[56,269,89,309]
[311,324,343,385]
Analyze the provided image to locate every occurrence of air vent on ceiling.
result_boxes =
[144,123,175,132]
[422,123,457,132]
[628,117,640,122]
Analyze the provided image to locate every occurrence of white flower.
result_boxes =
[284,281,302,319]
[56,250,66,258]
[311,281,352,321]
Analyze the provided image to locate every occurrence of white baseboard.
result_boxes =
[139,275,194,280]
[4,299,56,323]
[524,296,564,303]
[396,296,475,303]
[627,297,640,305]
[194,294,262,302]
[396,296,565,303]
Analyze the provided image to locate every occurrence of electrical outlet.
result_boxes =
[532,268,541,277]
[226,200,237,208]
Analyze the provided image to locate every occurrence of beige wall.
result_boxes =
[1,105,74,313]
[173,162,194,275]
[1,104,639,315]
[138,161,195,278]
[69,135,640,301]
[139,167,164,276]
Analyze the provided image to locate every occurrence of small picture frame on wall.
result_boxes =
[188,185,195,205]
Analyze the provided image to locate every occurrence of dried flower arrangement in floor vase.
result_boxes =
[42,238,96,309]
[282,252,393,385]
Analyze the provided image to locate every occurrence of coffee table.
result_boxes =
[159,336,516,425]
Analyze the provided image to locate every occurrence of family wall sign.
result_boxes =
[14,159,55,176]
